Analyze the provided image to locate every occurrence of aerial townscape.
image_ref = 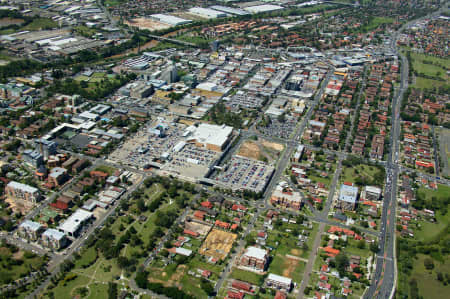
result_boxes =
[0,0,449,299]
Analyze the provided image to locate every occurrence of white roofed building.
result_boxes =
[188,7,227,19]
[18,220,44,241]
[5,181,41,203]
[58,209,93,237]
[265,273,292,292]
[185,123,233,151]
[239,246,269,271]
[41,228,68,250]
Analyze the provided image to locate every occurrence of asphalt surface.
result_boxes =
[364,7,447,299]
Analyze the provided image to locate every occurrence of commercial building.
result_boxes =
[23,149,44,168]
[338,184,359,211]
[270,181,303,210]
[362,186,382,201]
[18,220,44,241]
[291,144,305,163]
[265,273,292,292]
[5,181,41,203]
[151,14,192,26]
[35,138,57,159]
[188,7,227,19]
[209,5,250,16]
[58,209,93,237]
[239,246,269,271]
[41,228,68,250]
[185,123,233,151]
[244,4,284,14]
[48,167,69,187]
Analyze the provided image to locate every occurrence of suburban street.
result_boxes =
[1,1,447,298]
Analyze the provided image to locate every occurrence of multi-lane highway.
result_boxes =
[363,7,448,298]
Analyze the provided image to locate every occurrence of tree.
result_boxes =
[357,240,366,249]
[370,241,379,254]
[108,282,118,299]
[201,279,215,296]
[137,197,146,212]
[424,258,434,270]
[335,252,349,276]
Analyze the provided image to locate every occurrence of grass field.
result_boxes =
[268,254,306,284]
[404,51,450,90]
[73,25,98,38]
[341,164,379,185]
[22,18,57,31]
[230,268,263,285]
[414,77,448,89]
[417,184,450,201]
[409,254,450,299]
[413,185,450,243]
[354,16,394,33]
[180,275,208,299]
[94,165,116,175]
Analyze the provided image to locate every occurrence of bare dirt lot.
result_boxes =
[283,257,298,277]
[237,139,284,163]
[199,229,237,260]
[5,197,34,214]
[185,220,212,236]
[125,18,171,31]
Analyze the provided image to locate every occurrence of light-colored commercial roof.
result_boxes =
[209,5,250,16]
[244,246,267,260]
[59,209,93,234]
[339,184,359,203]
[20,220,42,231]
[7,181,39,194]
[365,185,382,195]
[267,273,292,285]
[175,247,192,256]
[151,14,192,25]
[188,7,227,19]
[244,4,284,14]
[187,123,233,149]
[43,228,66,240]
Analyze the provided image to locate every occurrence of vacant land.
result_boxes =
[199,229,237,260]
[237,139,283,163]
[125,18,170,31]
[230,268,263,285]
